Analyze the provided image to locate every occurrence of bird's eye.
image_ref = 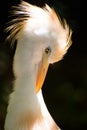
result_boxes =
[45,47,51,56]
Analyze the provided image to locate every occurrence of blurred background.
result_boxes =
[0,0,86,130]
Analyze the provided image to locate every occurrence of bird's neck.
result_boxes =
[9,64,42,115]
[5,40,60,130]
[5,67,59,130]
[5,61,48,129]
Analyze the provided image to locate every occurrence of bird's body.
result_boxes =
[4,1,72,130]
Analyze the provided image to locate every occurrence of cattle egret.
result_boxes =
[4,1,72,130]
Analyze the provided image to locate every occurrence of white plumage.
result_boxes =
[5,1,72,130]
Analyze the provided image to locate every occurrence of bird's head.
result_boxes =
[6,1,72,93]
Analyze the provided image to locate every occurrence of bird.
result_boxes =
[4,1,72,130]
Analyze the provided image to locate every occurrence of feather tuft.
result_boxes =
[5,1,72,49]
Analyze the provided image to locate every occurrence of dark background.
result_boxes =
[0,0,86,130]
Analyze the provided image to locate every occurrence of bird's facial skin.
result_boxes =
[35,29,71,94]
[36,47,51,93]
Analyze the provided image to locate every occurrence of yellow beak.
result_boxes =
[36,53,49,93]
